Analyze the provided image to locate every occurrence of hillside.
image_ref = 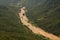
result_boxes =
[0,0,18,5]
[18,0,60,37]
[0,5,49,40]
[26,0,60,37]
[0,0,60,40]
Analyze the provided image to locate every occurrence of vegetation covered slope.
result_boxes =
[19,0,60,37]
[0,5,49,40]
[0,0,18,5]
[27,0,60,36]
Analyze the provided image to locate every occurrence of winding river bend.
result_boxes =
[18,7,60,40]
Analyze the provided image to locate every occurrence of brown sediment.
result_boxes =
[18,7,60,40]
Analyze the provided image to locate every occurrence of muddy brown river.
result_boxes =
[18,7,60,40]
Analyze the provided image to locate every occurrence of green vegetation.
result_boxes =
[25,0,60,37]
[0,5,49,40]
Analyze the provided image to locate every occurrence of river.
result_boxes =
[18,7,60,40]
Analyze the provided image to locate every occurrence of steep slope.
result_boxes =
[19,7,60,40]
[18,0,60,37]
[0,0,18,5]
[0,5,49,40]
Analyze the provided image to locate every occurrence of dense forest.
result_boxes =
[20,0,60,37]
[0,0,49,40]
[18,0,60,37]
[0,0,60,40]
